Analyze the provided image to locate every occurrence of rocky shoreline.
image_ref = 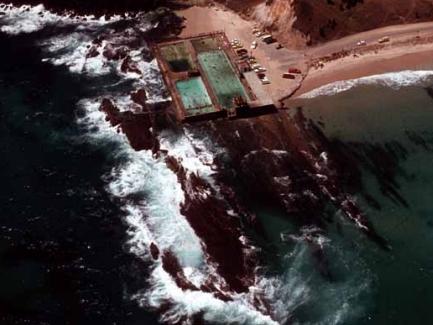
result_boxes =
[87,10,273,317]
[83,5,395,317]
[1,2,404,322]
[3,0,166,17]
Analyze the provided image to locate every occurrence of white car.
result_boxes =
[356,40,367,46]
[261,78,270,85]
[250,41,258,49]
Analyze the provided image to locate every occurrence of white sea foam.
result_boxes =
[0,4,66,34]
[1,4,288,323]
[271,235,372,325]
[129,57,167,103]
[134,266,278,325]
[77,98,280,325]
[0,3,119,35]
[159,130,215,179]
[300,70,433,98]
[41,34,115,76]
[1,4,375,322]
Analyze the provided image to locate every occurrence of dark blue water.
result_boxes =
[0,32,159,325]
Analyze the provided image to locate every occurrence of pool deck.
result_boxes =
[153,31,276,122]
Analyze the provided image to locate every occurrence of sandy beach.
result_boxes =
[297,45,433,97]
[176,4,433,103]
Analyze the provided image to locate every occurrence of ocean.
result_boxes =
[291,82,433,324]
[1,4,433,325]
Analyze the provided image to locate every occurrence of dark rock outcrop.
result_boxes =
[161,250,198,291]
[100,98,157,152]
[130,89,147,107]
[164,154,257,294]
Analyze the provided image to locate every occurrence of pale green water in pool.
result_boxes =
[175,77,214,116]
[198,50,248,109]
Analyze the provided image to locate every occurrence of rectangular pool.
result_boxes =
[160,42,195,72]
[175,77,215,116]
[198,50,248,109]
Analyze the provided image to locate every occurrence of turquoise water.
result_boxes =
[175,77,214,115]
[198,50,248,109]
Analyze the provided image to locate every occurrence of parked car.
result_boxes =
[282,73,295,79]
[378,36,390,44]
[288,68,302,74]
[261,77,271,85]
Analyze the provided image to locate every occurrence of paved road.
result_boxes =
[308,21,433,58]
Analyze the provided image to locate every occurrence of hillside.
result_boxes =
[292,0,433,44]
[5,0,433,44]
[219,0,433,46]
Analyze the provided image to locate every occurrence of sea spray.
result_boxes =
[0,3,120,35]
[76,98,280,324]
[300,70,433,99]
[1,4,376,324]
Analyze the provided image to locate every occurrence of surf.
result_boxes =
[299,70,433,99]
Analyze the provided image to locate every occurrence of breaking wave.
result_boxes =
[76,99,280,324]
[300,70,433,98]
[1,5,281,322]
[73,58,373,325]
[0,3,119,35]
[1,4,374,324]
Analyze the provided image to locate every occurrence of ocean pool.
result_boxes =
[175,77,215,116]
[198,50,248,109]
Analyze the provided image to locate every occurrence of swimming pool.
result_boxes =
[198,50,248,109]
[175,77,215,116]
[160,42,195,72]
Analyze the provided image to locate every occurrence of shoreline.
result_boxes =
[4,2,433,102]
[294,45,433,98]
[175,4,433,103]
